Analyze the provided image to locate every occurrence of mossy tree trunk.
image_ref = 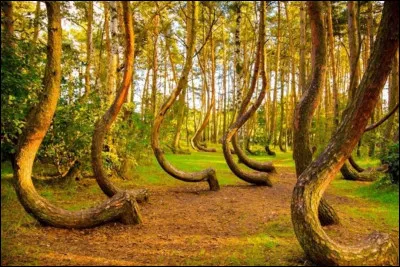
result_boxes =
[291,2,399,265]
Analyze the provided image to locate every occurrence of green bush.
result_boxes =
[380,143,399,184]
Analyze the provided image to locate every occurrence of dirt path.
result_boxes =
[1,167,398,266]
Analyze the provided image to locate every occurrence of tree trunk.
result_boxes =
[84,2,93,99]
[291,2,399,265]
[269,1,280,145]
[278,65,286,152]
[91,1,148,202]
[293,1,339,226]
[222,2,272,186]
[151,9,159,117]
[326,1,339,127]
[13,2,142,229]
[299,1,306,95]
[383,50,399,142]
[191,40,216,152]
[151,1,219,191]
[33,1,40,44]
[1,1,14,48]
[348,1,360,100]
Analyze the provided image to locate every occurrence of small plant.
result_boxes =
[380,142,399,184]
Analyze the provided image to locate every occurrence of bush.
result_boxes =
[380,143,399,184]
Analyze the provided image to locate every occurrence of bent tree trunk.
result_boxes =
[191,50,216,153]
[222,2,272,186]
[291,1,399,265]
[13,2,141,229]
[91,2,148,203]
[341,102,399,181]
[293,2,339,226]
[151,2,219,191]
[231,3,275,174]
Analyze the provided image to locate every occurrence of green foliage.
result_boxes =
[1,41,44,161]
[379,142,399,184]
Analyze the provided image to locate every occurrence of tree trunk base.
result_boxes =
[318,197,340,226]
[341,161,380,181]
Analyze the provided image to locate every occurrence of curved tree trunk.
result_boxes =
[291,2,399,265]
[152,2,219,191]
[13,2,142,229]
[222,2,272,186]
[91,2,148,203]
[191,41,216,153]
[342,101,399,181]
[231,2,276,174]
[293,2,339,226]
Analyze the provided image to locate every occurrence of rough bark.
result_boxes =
[151,2,219,191]
[13,2,142,229]
[291,2,399,265]
[293,1,339,227]
[91,2,148,203]
[222,2,272,186]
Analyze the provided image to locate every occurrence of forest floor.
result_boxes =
[1,149,399,266]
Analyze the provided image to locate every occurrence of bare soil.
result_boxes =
[1,167,398,266]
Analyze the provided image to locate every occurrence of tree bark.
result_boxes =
[33,1,40,44]
[13,2,142,229]
[91,1,148,203]
[348,1,360,100]
[84,2,93,99]
[1,1,14,48]
[269,1,280,145]
[293,1,339,226]
[299,1,306,95]
[151,1,219,191]
[222,2,273,186]
[291,2,399,265]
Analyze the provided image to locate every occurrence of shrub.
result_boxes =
[380,143,399,184]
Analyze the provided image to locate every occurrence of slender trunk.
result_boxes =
[84,2,93,99]
[326,1,339,126]
[33,1,40,44]
[269,1,280,145]
[348,1,360,100]
[299,1,306,95]
[151,10,159,117]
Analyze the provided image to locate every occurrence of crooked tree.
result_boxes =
[13,2,142,228]
[291,1,399,265]
[152,1,219,191]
